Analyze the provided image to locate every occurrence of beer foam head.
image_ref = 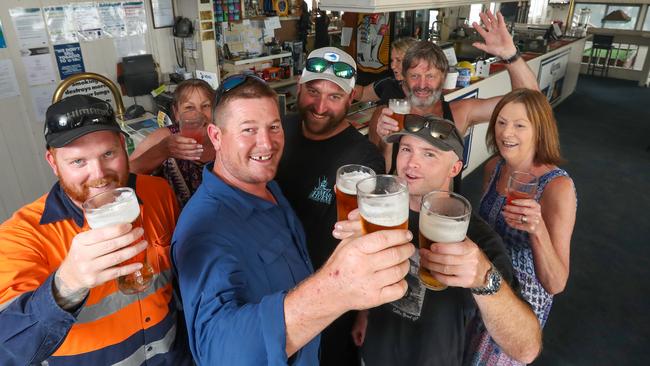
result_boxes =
[337,171,374,195]
[85,191,140,229]
[419,211,469,243]
[359,190,409,227]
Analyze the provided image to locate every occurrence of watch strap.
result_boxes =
[501,48,521,64]
[470,264,502,296]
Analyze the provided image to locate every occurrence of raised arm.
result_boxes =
[502,176,576,294]
[129,128,203,174]
[353,83,380,103]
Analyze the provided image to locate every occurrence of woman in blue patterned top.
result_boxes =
[130,79,215,207]
[468,88,577,366]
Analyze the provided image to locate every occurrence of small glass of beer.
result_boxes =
[336,164,376,221]
[179,110,208,144]
[356,175,409,234]
[83,187,155,295]
[388,99,411,130]
[506,171,538,206]
[418,190,471,291]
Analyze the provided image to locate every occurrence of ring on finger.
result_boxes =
[521,215,528,224]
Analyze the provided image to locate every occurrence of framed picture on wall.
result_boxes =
[150,0,175,28]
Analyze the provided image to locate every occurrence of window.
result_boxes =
[573,3,641,30]
[469,4,483,24]
[642,6,650,31]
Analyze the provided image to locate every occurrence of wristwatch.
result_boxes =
[501,48,521,64]
[471,264,502,296]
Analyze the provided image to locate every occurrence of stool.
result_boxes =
[587,35,614,77]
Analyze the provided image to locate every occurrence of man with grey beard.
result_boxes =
[373,11,539,174]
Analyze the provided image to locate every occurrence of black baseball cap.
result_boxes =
[385,114,465,160]
[44,95,126,148]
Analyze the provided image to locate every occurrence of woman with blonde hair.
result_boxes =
[469,88,577,365]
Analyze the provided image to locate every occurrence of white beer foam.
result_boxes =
[360,190,409,227]
[419,212,469,243]
[337,171,374,195]
[86,191,140,229]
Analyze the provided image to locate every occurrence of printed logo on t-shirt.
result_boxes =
[308,176,333,205]
[390,252,426,321]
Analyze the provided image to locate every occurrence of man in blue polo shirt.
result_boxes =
[172,75,415,365]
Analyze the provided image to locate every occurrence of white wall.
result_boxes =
[0,0,185,221]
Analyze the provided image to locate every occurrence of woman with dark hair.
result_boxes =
[469,88,577,365]
[130,79,215,206]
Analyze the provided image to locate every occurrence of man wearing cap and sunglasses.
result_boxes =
[0,95,192,365]
[172,74,413,365]
[276,47,385,365]
[373,11,539,177]
[334,115,542,365]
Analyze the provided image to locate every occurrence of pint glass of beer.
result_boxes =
[356,175,409,234]
[388,99,411,130]
[418,190,471,291]
[336,164,376,221]
[83,187,155,294]
[179,110,208,144]
[506,171,538,206]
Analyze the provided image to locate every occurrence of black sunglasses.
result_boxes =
[305,57,356,79]
[214,73,267,106]
[47,102,115,134]
[404,114,462,143]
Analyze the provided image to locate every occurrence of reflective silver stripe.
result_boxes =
[0,296,18,312]
[76,269,172,324]
[112,322,177,366]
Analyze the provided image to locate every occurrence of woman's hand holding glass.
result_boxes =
[503,198,544,234]
[163,133,204,161]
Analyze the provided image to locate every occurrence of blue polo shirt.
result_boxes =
[172,164,317,365]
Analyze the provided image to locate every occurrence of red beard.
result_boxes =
[60,173,128,204]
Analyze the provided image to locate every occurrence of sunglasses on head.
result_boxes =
[48,102,115,134]
[214,73,267,106]
[404,114,462,143]
[306,57,356,79]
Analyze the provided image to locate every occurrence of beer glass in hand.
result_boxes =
[336,165,376,221]
[388,99,411,130]
[83,188,155,294]
[179,110,207,144]
[418,190,471,291]
[356,175,409,234]
[506,171,538,206]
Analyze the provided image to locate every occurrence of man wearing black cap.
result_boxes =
[337,115,542,365]
[0,95,192,365]
[276,47,385,365]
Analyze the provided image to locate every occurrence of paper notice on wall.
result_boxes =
[196,70,218,89]
[43,6,78,44]
[54,43,85,80]
[114,35,146,58]
[21,47,57,86]
[30,83,57,123]
[264,16,281,31]
[98,2,127,38]
[341,27,352,47]
[0,59,21,99]
[72,2,103,41]
[9,8,49,49]
[62,79,115,106]
[123,1,147,36]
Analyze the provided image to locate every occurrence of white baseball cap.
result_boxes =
[300,47,357,94]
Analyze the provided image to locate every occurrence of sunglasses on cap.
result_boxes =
[403,114,463,144]
[46,102,115,135]
[214,73,267,106]
[305,57,356,79]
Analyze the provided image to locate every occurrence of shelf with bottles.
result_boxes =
[223,52,291,65]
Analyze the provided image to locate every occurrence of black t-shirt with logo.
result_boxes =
[276,112,385,366]
[373,77,405,106]
[361,210,517,366]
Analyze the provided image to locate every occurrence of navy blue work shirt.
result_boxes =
[172,164,318,365]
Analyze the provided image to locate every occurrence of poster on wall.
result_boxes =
[62,79,115,107]
[98,2,127,38]
[0,59,21,99]
[538,49,570,105]
[355,13,390,73]
[9,8,49,49]
[21,47,57,86]
[30,83,58,123]
[71,2,104,41]
[43,6,78,44]
[54,43,86,80]
[0,21,7,48]
[122,1,148,36]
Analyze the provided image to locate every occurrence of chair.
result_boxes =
[587,35,614,77]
